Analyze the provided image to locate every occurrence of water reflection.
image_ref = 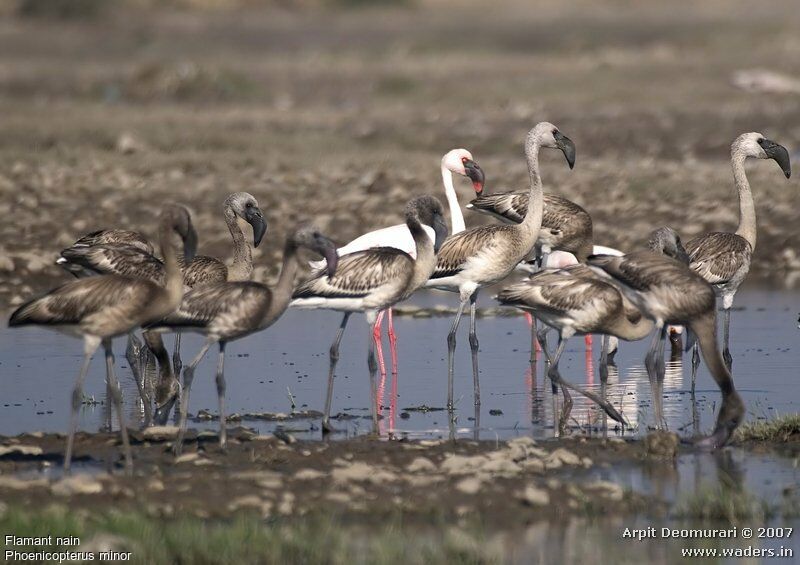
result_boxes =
[1,288,798,442]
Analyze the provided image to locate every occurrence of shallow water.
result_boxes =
[2,287,797,443]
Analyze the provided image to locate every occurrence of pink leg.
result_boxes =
[524,312,541,353]
[373,311,387,376]
[584,334,593,348]
[387,308,399,375]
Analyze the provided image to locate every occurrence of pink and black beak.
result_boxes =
[464,159,485,195]
[758,138,791,179]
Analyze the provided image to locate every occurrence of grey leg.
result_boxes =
[547,337,573,419]
[529,314,538,364]
[215,342,228,451]
[655,325,668,376]
[644,324,663,373]
[537,328,551,363]
[446,299,468,410]
[468,291,481,406]
[104,340,132,474]
[64,336,100,473]
[174,339,213,456]
[722,308,733,369]
[173,333,183,380]
[549,332,627,425]
[536,327,556,393]
[126,331,152,427]
[323,313,350,433]
[691,341,701,391]
[599,334,609,370]
[367,313,379,433]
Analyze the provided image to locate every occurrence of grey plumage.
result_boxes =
[9,204,195,473]
[426,122,576,411]
[685,232,751,287]
[148,224,338,454]
[291,195,447,433]
[467,192,593,260]
[294,247,414,300]
[67,229,154,254]
[587,251,744,447]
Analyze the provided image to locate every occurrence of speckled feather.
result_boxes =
[468,192,592,253]
[179,255,228,287]
[293,247,414,300]
[69,229,154,255]
[9,276,166,337]
[430,225,519,279]
[59,244,166,285]
[685,232,752,286]
[154,281,272,339]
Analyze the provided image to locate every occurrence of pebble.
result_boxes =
[455,477,482,495]
[518,485,550,506]
[51,475,104,496]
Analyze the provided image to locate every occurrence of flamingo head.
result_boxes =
[733,132,791,179]
[526,122,576,170]
[226,192,267,248]
[406,194,448,252]
[160,203,198,262]
[442,148,485,194]
[292,225,338,277]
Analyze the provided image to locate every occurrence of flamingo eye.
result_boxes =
[461,157,469,164]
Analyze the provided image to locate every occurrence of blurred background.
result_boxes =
[1,0,799,307]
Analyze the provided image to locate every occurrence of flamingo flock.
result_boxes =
[7,124,792,471]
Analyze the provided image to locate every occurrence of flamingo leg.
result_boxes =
[323,313,351,433]
[387,308,399,375]
[468,291,481,406]
[215,342,227,451]
[584,334,593,348]
[446,299,468,410]
[373,310,387,376]
[722,307,733,369]
[174,339,213,456]
[366,312,380,434]
[524,312,540,361]
[65,336,100,474]
[104,339,133,474]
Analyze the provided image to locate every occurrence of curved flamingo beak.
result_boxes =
[464,159,485,194]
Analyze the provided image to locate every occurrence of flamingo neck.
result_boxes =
[732,152,756,251]
[519,139,544,244]
[690,313,736,396]
[263,241,300,326]
[405,216,436,295]
[225,204,252,281]
[441,165,466,234]
[158,223,184,310]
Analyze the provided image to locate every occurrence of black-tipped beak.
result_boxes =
[554,131,576,170]
[183,223,198,262]
[246,208,267,248]
[314,235,338,278]
[433,213,448,253]
[464,160,485,195]
[759,138,791,179]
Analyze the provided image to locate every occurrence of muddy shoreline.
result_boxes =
[0,430,797,527]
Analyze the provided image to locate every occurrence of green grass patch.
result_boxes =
[735,414,800,443]
[0,505,503,564]
[673,486,771,525]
